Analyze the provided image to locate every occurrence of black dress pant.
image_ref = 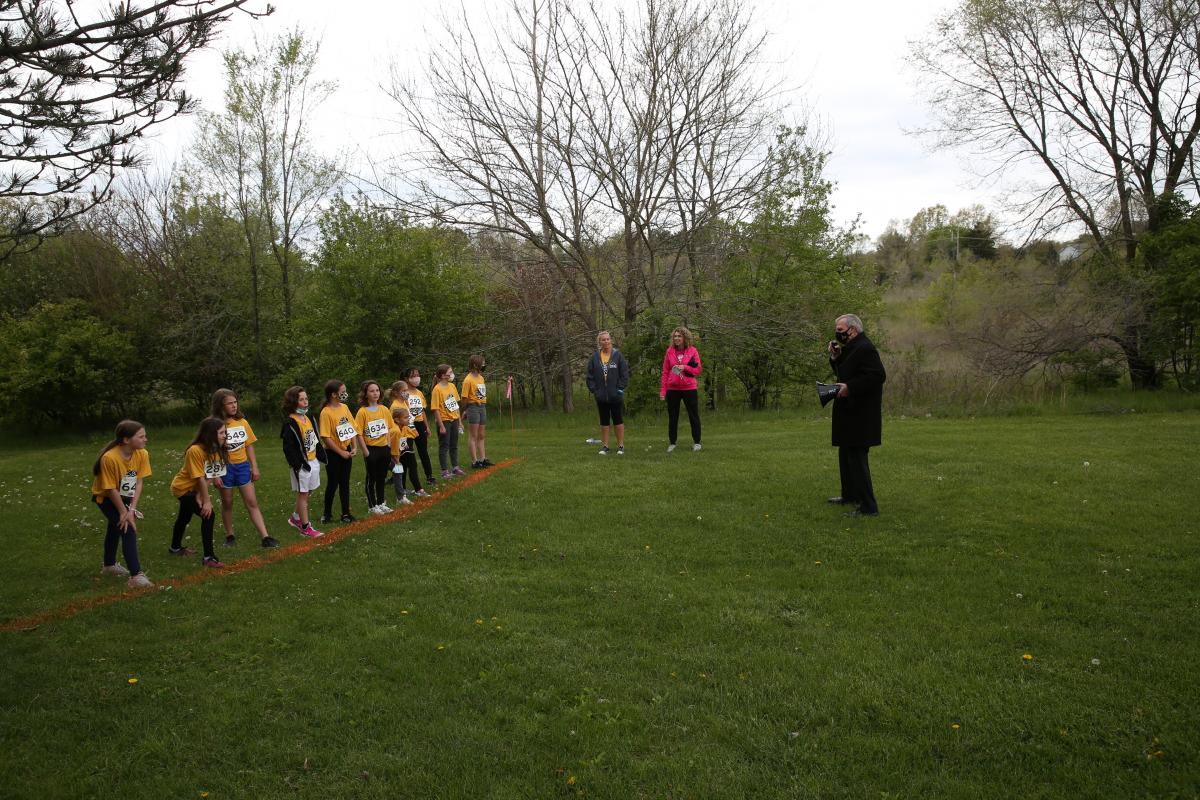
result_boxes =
[324,453,353,517]
[838,446,878,513]
[666,389,701,445]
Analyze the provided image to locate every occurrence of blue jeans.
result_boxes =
[97,496,142,575]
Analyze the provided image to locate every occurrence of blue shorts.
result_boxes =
[223,460,252,488]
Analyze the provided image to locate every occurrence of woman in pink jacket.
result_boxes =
[659,326,703,452]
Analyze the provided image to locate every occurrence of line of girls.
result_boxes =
[90,360,492,588]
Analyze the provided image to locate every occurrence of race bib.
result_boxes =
[444,396,459,413]
[399,437,410,453]
[408,395,424,416]
[119,470,138,497]
[365,418,390,439]
[475,385,486,400]
[226,425,248,451]
[335,421,357,442]
[304,428,319,452]
[204,460,227,480]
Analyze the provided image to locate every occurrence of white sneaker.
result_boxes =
[398,496,414,505]
[693,443,702,452]
[369,505,385,516]
[127,573,153,589]
[667,444,676,453]
[378,503,393,513]
[101,563,129,577]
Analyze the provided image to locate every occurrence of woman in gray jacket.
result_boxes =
[586,330,630,455]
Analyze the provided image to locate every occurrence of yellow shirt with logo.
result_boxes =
[319,405,359,453]
[170,444,226,498]
[223,417,257,465]
[293,413,319,461]
[461,373,486,405]
[91,448,152,504]
[355,405,394,447]
[430,382,462,422]
[389,401,418,439]
[406,388,427,423]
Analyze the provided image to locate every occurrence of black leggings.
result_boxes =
[391,450,423,500]
[324,452,353,517]
[97,497,141,575]
[172,492,215,559]
[365,445,391,507]
[413,420,435,481]
[666,389,701,445]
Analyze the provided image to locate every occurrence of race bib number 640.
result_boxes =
[335,421,357,442]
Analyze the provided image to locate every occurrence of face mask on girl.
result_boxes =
[338,391,348,402]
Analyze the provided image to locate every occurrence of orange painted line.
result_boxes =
[1,458,522,634]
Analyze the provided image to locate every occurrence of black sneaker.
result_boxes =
[320,515,332,525]
[261,536,279,548]
[223,535,236,548]
[340,513,356,524]
[470,460,481,468]
[481,459,494,467]
[426,476,437,485]
[168,546,196,556]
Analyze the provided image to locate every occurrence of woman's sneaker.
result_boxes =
[340,514,356,524]
[452,467,466,476]
[398,495,414,505]
[223,534,236,548]
[441,470,452,480]
[413,489,431,498]
[598,446,610,456]
[261,536,280,548]
[101,563,129,577]
[299,523,324,538]
[616,446,624,455]
[127,573,153,589]
[202,556,226,569]
[168,546,196,556]
[481,459,494,467]
[319,514,332,524]
[286,515,303,532]
[377,502,393,513]
[667,444,676,453]
[693,443,702,452]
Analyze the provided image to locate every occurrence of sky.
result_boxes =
[144,0,1004,243]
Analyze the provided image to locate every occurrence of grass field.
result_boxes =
[1,409,1198,798]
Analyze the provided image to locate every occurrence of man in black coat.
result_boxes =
[827,314,886,516]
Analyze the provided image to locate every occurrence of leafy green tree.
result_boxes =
[0,300,140,423]
[705,127,879,409]
[303,197,486,383]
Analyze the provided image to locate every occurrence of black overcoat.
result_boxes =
[830,334,886,448]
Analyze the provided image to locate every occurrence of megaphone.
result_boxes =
[816,382,840,408]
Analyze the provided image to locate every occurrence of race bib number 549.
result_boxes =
[226,426,248,451]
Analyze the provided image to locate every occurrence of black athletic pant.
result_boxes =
[666,389,701,445]
[413,420,435,481]
[838,446,878,514]
[98,496,141,575]
[324,452,353,518]
[172,492,215,559]
[365,445,391,507]
[391,450,423,500]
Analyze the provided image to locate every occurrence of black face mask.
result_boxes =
[835,330,851,344]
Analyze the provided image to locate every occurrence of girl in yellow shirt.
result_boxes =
[318,379,358,525]
[210,389,278,549]
[402,366,436,486]
[90,420,153,588]
[168,417,229,568]
[461,353,493,469]
[389,382,428,502]
[355,379,395,515]
[429,363,464,478]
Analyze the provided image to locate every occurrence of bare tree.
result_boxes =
[909,0,1200,388]
[0,0,272,257]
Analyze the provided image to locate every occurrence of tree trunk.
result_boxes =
[558,323,574,413]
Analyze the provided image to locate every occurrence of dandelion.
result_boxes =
[696,515,702,520]
[475,619,483,625]
[1022,654,1033,661]
[400,610,409,615]
[1015,593,1023,599]
[1083,461,1090,467]
[1091,658,1100,666]
[127,678,138,685]
[567,776,577,786]
[814,561,822,565]
[937,476,944,481]
[436,644,445,651]
[951,724,960,730]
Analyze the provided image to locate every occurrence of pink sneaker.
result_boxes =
[452,467,466,476]
[299,523,324,538]
[202,556,226,568]
[286,515,303,532]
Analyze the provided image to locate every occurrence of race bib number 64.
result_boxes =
[119,471,138,497]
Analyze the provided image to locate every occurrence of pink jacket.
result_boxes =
[660,345,702,396]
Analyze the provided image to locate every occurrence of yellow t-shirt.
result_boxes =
[223,417,257,465]
[319,405,359,453]
[406,388,427,423]
[389,426,411,457]
[293,414,319,461]
[600,351,611,365]
[91,447,152,504]
[355,405,394,447]
[461,373,486,405]
[430,382,461,421]
[170,444,226,498]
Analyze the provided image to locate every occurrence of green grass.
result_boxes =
[2,411,1198,798]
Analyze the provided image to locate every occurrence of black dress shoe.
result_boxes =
[827,496,854,505]
[844,509,879,517]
